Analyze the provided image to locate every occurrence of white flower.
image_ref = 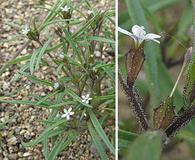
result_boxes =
[87,10,93,15]
[59,52,65,59]
[21,25,30,35]
[53,82,59,89]
[60,5,70,12]
[81,94,92,104]
[118,25,161,47]
[92,67,97,72]
[83,113,87,117]
[61,107,74,120]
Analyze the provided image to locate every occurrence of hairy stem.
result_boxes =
[119,72,149,131]
[165,106,195,137]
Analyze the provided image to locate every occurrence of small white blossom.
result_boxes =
[60,5,70,12]
[53,82,59,89]
[87,10,93,15]
[83,113,87,117]
[59,52,65,59]
[92,67,97,72]
[24,82,31,89]
[21,25,30,35]
[81,94,92,104]
[118,25,161,47]
[61,107,74,120]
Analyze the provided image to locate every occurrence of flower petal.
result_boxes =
[150,39,160,44]
[64,108,68,113]
[118,27,137,43]
[70,112,74,115]
[118,27,133,37]
[61,114,66,118]
[68,107,72,112]
[85,94,90,98]
[144,33,161,40]
[66,115,70,120]
[144,33,161,44]
[131,25,146,39]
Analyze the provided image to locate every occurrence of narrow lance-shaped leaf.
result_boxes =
[88,122,108,160]
[88,109,115,154]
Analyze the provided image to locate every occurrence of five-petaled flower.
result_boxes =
[61,107,74,120]
[118,25,161,47]
[21,25,30,35]
[53,82,59,89]
[60,5,70,12]
[82,94,92,104]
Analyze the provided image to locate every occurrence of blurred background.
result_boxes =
[118,0,195,159]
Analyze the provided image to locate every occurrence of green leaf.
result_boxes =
[88,122,108,160]
[86,36,114,44]
[0,99,48,107]
[64,89,92,108]
[88,109,115,155]
[177,130,195,144]
[43,133,49,160]
[146,0,183,12]
[119,129,137,142]
[119,129,138,149]
[18,71,53,86]
[0,55,31,76]
[48,131,77,160]
[48,101,77,109]
[63,29,82,62]
[72,13,101,38]
[124,131,161,160]
[22,119,65,147]
[35,36,53,71]
[169,1,192,58]
[35,90,59,106]
[30,48,40,74]
[125,0,147,26]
